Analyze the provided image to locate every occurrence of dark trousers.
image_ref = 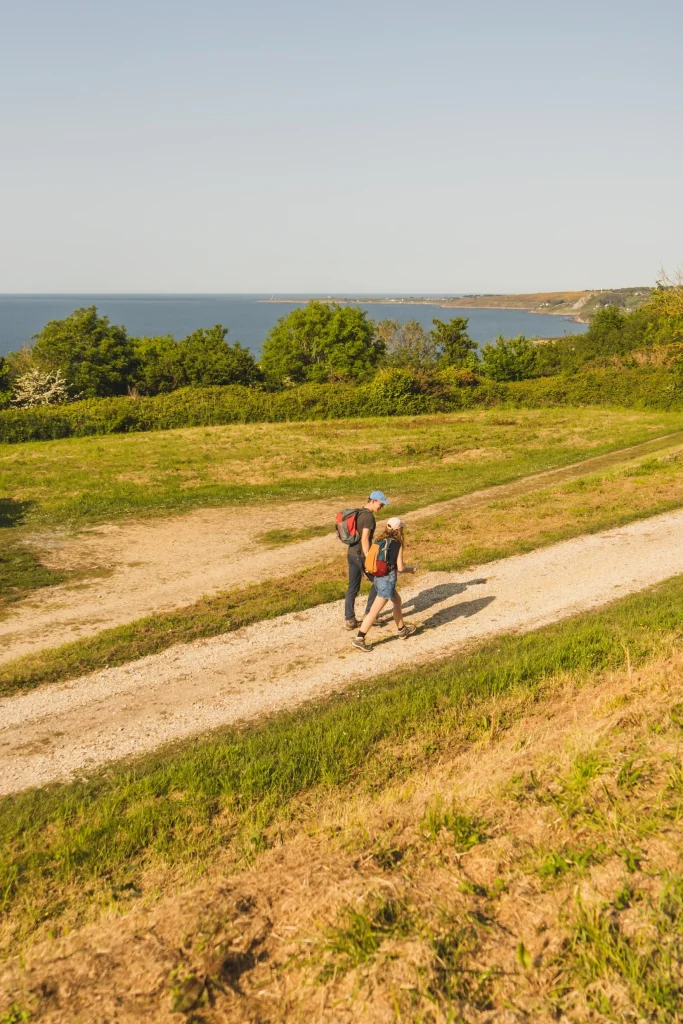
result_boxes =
[345,552,377,622]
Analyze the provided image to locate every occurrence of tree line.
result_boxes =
[1,285,681,408]
[0,302,502,407]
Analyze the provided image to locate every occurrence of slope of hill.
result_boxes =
[298,288,653,322]
[442,287,652,320]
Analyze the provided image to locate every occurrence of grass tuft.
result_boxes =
[257,525,332,547]
[0,1008,31,1024]
[318,897,412,981]
[420,797,488,851]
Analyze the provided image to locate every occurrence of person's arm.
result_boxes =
[397,543,415,574]
[361,526,372,557]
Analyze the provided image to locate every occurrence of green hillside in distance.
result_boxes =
[285,288,653,322]
[445,286,652,321]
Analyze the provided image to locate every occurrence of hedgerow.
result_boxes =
[0,366,682,444]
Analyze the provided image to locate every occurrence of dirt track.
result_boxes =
[3,507,683,796]
[3,429,683,666]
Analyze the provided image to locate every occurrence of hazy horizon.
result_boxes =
[2,0,681,294]
[0,286,651,297]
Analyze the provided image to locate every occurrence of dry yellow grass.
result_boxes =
[410,447,683,571]
[4,639,683,1021]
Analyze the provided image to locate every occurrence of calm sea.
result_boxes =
[0,294,587,358]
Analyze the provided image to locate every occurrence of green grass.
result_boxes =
[495,702,683,1019]
[0,1006,31,1024]
[2,407,680,529]
[257,524,332,546]
[422,490,683,573]
[317,897,413,980]
[0,497,68,609]
[0,406,679,617]
[419,797,488,851]
[566,876,683,1017]
[0,538,66,609]
[3,573,683,953]
[416,448,683,572]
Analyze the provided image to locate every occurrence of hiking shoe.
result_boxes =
[398,623,416,639]
[345,618,359,631]
[352,636,372,652]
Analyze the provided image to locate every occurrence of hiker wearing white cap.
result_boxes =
[352,516,416,652]
[341,490,389,630]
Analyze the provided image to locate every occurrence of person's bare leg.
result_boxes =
[392,591,404,630]
[359,595,388,634]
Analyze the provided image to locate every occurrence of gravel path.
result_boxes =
[3,507,683,796]
[3,429,682,666]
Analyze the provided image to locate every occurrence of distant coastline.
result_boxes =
[258,297,588,323]
[259,287,653,325]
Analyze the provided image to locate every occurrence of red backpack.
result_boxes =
[335,508,363,545]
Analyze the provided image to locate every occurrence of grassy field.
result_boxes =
[2,407,681,530]
[4,441,683,696]
[6,601,683,1022]
[0,540,66,609]
[412,447,683,570]
[2,406,682,616]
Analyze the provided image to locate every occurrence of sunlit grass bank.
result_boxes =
[3,574,683,957]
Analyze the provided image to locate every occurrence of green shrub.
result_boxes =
[32,305,135,398]
[430,316,478,368]
[260,301,384,385]
[480,334,539,381]
[0,355,9,399]
[365,367,436,415]
[539,293,683,374]
[435,366,483,389]
[132,326,262,394]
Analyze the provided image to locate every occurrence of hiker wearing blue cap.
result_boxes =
[341,491,390,629]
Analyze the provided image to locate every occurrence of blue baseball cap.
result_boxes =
[369,490,390,505]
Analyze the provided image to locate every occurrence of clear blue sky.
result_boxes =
[1,0,681,293]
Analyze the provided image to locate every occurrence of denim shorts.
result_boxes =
[374,569,397,600]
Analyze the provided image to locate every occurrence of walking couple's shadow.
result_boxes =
[404,578,494,632]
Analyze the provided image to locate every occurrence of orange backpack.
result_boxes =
[364,538,394,577]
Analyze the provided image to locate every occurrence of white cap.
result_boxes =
[386,516,406,530]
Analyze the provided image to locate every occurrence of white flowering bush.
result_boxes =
[12,368,69,407]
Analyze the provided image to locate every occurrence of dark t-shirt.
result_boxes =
[348,508,376,557]
[383,538,400,570]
